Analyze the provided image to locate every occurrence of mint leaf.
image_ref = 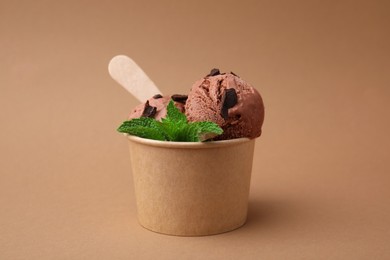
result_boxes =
[161,116,223,142]
[166,100,187,123]
[117,100,223,142]
[190,121,224,141]
[117,117,165,141]
[177,124,200,142]
[160,100,188,140]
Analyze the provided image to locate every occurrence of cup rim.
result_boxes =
[125,134,253,149]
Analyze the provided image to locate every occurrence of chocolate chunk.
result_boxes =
[223,89,238,108]
[220,88,238,119]
[171,94,188,103]
[153,94,163,99]
[207,68,220,77]
[230,71,239,77]
[141,100,157,118]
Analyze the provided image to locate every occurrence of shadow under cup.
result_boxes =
[127,135,255,236]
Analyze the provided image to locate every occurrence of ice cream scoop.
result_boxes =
[185,69,264,140]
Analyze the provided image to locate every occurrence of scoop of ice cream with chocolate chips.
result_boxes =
[128,94,187,121]
[185,69,264,140]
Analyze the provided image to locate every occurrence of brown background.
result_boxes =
[1,0,390,259]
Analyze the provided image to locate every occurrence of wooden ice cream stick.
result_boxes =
[108,55,162,102]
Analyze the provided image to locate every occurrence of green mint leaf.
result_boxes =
[166,100,187,123]
[117,99,223,142]
[117,117,166,141]
[160,100,188,141]
[169,121,223,142]
[174,124,199,142]
[189,121,224,141]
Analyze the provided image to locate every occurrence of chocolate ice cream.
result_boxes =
[185,69,264,140]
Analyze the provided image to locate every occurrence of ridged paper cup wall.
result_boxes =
[127,135,255,236]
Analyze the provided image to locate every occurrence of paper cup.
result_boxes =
[127,135,255,236]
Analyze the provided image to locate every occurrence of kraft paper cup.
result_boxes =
[126,135,255,236]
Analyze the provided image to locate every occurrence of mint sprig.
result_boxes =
[117,100,223,142]
[117,117,166,141]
